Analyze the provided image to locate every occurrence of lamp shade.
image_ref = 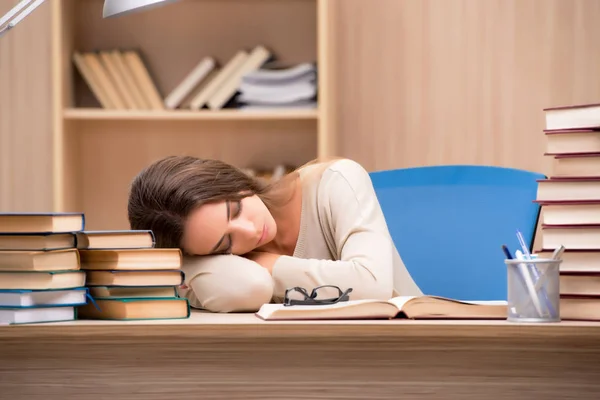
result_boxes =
[103,0,180,18]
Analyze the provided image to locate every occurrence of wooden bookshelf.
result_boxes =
[51,0,331,230]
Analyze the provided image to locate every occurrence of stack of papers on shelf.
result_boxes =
[237,62,317,110]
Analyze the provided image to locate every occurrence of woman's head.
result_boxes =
[127,156,283,255]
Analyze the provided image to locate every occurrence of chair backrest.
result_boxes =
[369,165,545,301]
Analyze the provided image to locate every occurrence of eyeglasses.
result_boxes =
[283,285,353,306]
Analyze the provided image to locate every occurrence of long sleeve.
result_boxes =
[271,159,396,301]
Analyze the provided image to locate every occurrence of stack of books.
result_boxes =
[0,213,87,325]
[0,212,191,324]
[535,102,600,320]
[76,230,190,321]
[237,62,317,110]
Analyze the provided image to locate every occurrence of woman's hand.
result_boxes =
[244,251,281,274]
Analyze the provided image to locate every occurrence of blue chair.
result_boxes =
[369,165,545,301]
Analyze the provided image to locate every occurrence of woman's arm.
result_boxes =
[263,159,397,301]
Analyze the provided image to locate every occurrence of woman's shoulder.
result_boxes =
[299,158,372,193]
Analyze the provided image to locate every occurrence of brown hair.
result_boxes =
[127,156,298,250]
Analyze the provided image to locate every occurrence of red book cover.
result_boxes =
[544,128,600,134]
[537,177,600,182]
[543,103,600,111]
[534,200,600,205]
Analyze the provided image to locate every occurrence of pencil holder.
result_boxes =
[505,258,561,323]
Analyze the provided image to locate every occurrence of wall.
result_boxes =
[328,0,600,175]
[0,0,53,211]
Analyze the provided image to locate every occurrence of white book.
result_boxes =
[189,51,248,110]
[0,288,87,307]
[164,57,216,109]
[0,306,76,324]
[207,45,272,110]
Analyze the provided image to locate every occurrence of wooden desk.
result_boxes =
[1,311,600,399]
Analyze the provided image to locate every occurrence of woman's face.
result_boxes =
[182,194,277,256]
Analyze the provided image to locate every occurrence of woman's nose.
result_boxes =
[230,219,256,235]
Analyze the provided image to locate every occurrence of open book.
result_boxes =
[256,296,507,321]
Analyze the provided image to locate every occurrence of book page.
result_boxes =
[387,296,506,310]
[386,296,417,310]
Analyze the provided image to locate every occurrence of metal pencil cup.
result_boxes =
[505,258,561,323]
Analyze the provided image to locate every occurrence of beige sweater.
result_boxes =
[270,158,423,301]
[179,158,422,313]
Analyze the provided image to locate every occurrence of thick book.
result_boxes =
[75,230,155,250]
[552,153,600,178]
[536,177,600,202]
[0,232,76,251]
[0,270,86,290]
[544,128,600,155]
[0,212,84,234]
[256,296,507,321]
[541,224,600,250]
[79,248,181,270]
[543,103,600,130]
[560,274,600,296]
[536,249,600,273]
[88,286,177,299]
[560,296,600,320]
[77,297,190,320]
[534,200,600,225]
[85,269,184,287]
[0,249,80,271]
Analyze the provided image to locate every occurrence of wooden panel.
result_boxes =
[72,120,317,230]
[0,0,53,211]
[52,0,77,212]
[327,0,600,175]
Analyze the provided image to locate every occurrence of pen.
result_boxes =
[516,230,557,318]
[502,245,514,260]
[552,244,565,261]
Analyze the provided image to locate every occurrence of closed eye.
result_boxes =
[232,199,242,219]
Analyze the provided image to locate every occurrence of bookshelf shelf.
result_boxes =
[63,108,319,121]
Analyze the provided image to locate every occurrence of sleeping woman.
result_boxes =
[127,156,422,312]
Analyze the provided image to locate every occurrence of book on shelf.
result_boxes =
[73,44,317,112]
[256,295,507,321]
[535,102,600,320]
[164,56,216,109]
[73,50,164,111]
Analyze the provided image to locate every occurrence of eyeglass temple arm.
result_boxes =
[0,0,47,39]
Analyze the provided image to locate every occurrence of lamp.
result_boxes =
[103,0,180,18]
[0,0,180,38]
[0,0,45,38]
